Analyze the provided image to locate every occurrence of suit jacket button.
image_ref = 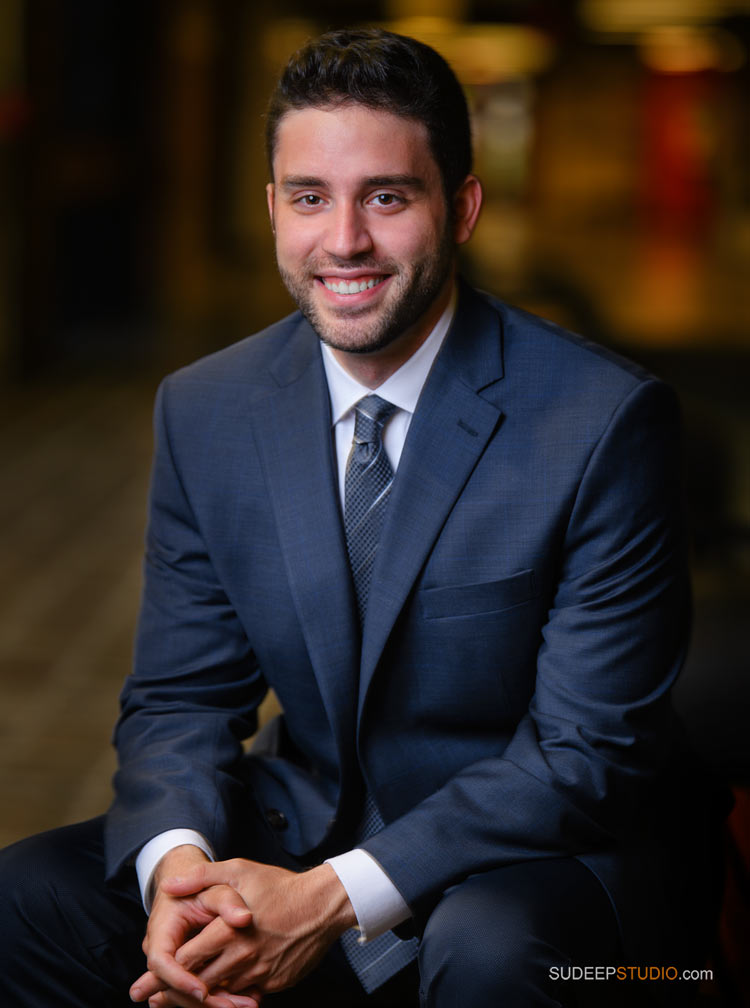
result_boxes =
[265,808,288,831]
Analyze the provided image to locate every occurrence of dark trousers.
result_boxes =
[0,815,703,1008]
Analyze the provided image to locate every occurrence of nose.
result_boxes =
[322,202,373,260]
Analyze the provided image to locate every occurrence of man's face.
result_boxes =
[267,103,455,359]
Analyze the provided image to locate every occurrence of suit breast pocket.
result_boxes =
[420,569,538,620]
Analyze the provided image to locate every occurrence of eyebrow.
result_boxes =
[363,175,426,190]
[279,174,426,192]
[279,176,326,190]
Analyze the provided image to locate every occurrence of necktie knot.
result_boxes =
[352,394,397,448]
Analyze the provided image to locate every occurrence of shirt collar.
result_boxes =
[321,286,457,425]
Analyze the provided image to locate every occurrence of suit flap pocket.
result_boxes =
[421,569,537,619]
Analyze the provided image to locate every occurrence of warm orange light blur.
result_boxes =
[387,18,554,83]
[639,26,745,74]
[581,0,731,34]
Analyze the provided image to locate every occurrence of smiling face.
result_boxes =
[267,103,481,383]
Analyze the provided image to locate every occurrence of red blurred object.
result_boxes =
[640,69,718,234]
[0,91,31,139]
[711,786,750,1006]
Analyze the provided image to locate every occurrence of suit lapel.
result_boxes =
[358,284,506,723]
[249,318,359,762]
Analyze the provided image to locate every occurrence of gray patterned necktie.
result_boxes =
[339,394,419,991]
[344,394,398,623]
[338,794,420,992]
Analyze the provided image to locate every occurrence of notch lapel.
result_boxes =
[358,285,506,724]
[249,320,359,766]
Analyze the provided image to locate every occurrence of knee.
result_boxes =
[0,821,148,1003]
[0,830,74,937]
[0,818,115,948]
[418,873,560,1007]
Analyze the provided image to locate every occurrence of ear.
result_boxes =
[452,174,483,245]
[266,182,276,231]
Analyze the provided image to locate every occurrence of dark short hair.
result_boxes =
[265,27,472,198]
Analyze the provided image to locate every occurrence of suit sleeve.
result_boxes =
[104,377,267,881]
[362,378,691,917]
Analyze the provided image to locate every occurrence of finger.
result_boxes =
[175,916,235,974]
[129,969,165,1002]
[131,978,212,1006]
[206,982,262,1008]
[139,946,209,1006]
[221,996,261,1008]
[197,884,252,929]
[221,982,263,1007]
[201,993,242,1008]
[145,990,236,1008]
[193,942,257,996]
[136,906,210,1003]
[141,904,221,1004]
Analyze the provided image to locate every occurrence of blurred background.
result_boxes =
[0,0,748,990]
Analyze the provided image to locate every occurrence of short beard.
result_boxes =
[277,225,455,356]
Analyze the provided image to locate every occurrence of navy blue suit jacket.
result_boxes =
[106,282,693,958]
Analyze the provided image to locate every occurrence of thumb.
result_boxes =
[160,860,218,896]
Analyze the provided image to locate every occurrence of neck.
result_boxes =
[329,276,454,389]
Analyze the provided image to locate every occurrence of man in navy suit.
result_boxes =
[0,27,720,1008]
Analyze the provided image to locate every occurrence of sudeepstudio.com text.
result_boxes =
[550,966,713,982]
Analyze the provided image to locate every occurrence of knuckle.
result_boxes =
[146,951,165,974]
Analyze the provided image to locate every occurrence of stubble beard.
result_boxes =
[276,227,455,355]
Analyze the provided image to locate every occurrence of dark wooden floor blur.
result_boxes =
[0,374,287,848]
[0,377,156,847]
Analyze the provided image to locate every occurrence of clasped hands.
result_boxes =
[129,846,356,1008]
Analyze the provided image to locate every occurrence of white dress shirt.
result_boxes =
[136,289,456,941]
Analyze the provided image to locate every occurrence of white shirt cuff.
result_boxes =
[135,829,215,913]
[325,848,411,941]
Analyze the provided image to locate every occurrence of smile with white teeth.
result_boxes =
[322,276,386,295]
